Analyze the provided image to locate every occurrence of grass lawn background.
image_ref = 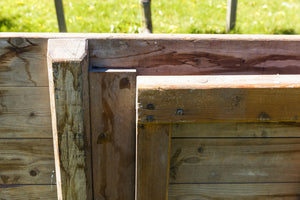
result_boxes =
[0,0,299,34]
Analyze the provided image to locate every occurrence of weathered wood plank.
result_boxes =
[47,39,92,200]
[0,185,57,200]
[172,122,300,138]
[137,124,171,200]
[169,183,300,200]
[226,0,238,32]
[0,87,52,138]
[89,35,300,75]
[89,70,136,200]
[0,139,55,184]
[170,138,300,183]
[138,87,300,123]
[0,38,48,86]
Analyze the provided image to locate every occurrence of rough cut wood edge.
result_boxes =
[0,185,57,200]
[136,124,171,200]
[47,39,92,200]
[169,183,300,200]
[89,70,136,200]
[137,75,300,89]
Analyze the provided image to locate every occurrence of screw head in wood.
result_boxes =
[176,109,184,115]
[147,104,155,110]
[146,115,154,122]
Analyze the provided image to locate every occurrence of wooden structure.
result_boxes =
[0,33,300,200]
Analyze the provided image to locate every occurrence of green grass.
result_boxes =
[0,0,299,34]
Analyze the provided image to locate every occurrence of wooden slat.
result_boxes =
[138,88,300,123]
[169,183,300,200]
[0,87,51,138]
[89,70,136,200]
[0,185,57,200]
[0,139,55,184]
[47,39,92,200]
[0,38,48,87]
[88,35,300,75]
[172,122,300,138]
[169,138,300,183]
[137,124,171,200]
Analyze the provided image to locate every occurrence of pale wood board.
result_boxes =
[0,139,55,184]
[169,183,300,200]
[89,71,136,200]
[47,39,92,200]
[169,138,300,183]
[0,87,52,138]
[0,185,57,200]
[172,122,300,138]
[138,88,300,123]
[0,38,48,86]
[136,124,171,200]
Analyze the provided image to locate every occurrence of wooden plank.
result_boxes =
[226,0,238,33]
[138,76,300,123]
[88,35,300,75]
[54,0,67,32]
[169,138,300,183]
[89,70,136,200]
[169,183,300,200]
[136,124,171,200]
[0,38,48,86]
[0,185,57,200]
[0,139,55,184]
[47,39,92,200]
[0,87,52,138]
[172,122,300,138]
[141,0,153,33]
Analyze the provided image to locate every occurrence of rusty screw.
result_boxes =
[176,109,184,115]
[146,115,154,122]
[147,104,155,110]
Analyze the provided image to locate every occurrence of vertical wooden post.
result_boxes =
[54,0,67,32]
[47,39,92,200]
[89,68,136,200]
[141,0,153,33]
[226,0,238,33]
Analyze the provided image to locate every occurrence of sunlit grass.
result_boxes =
[0,0,299,34]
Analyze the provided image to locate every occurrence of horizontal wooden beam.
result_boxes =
[169,183,300,200]
[0,139,55,184]
[138,75,300,123]
[170,138,300,183]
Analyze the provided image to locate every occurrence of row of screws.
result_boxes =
[145,104,184,122]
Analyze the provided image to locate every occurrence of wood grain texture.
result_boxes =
[136,124,170,200]
[0,185,57,200]
[169,183,300,200]
[138,88,300,123]
[89,70,136,200]
[0,38,48,86]
[169,138,300,183]
[47,39,92,200]
[0,139,55,184]
[172,122,300,138]
[0,87,52,138]
[89,35,300,75]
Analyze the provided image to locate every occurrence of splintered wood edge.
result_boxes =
[137,75,300,90]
